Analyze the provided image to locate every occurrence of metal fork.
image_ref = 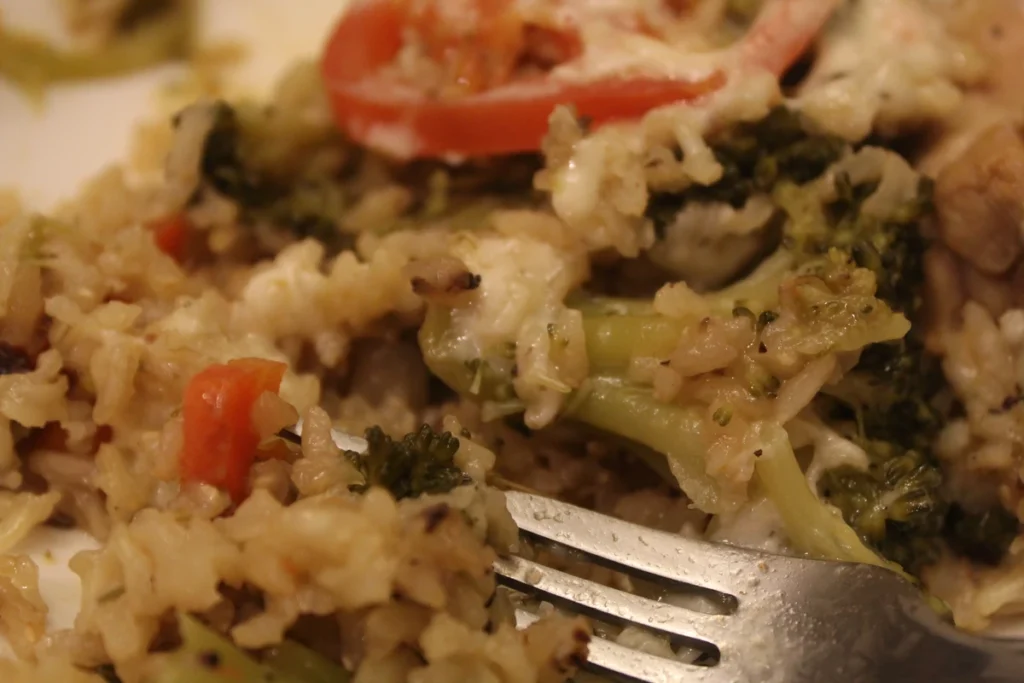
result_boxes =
[290,422,1024,683]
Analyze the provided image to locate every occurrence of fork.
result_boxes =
[290,422,1024,683]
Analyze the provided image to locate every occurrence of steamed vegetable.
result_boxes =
[179,358,287,503]
[149,213,191,262]
[819,447,946,575]
[645,104,992,575]
[197,102,349,249]
[646,106,846,214]
[753,423,901,571]
[409,93,983,575]
[155,613,350,683]
[319,0,841,158]
[345,424,471,500]
[418,243,910,518]
[0,0,194,96]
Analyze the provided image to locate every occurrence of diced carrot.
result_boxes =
[179,358,288,504]
[150,213,191,262]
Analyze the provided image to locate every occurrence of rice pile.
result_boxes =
[0,60,598,682]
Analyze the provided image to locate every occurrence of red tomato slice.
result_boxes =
[320,0,840,160]
[179,358,288,504]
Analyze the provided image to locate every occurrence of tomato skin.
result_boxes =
[320,0,724,159]
[320,0,839,160]
[150,213,190,262]
[179,358,288,504]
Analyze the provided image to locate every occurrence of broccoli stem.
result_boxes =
[0,0,195,97]
[420,308,736,511]
[264,640,351,683]
[753,423,906,575]
[581,316,685,369]
[578,250,794,371]
[566,377,734,513]
[156,614,348,683]
[419,307,486,397]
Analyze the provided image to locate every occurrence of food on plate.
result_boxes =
[1,0,1024,680]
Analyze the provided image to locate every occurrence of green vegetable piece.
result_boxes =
[566,376,738,513]
[0,0,195,97]
[156,614,296,683]
[820,447,947,576]
[752,423,906,575]
[347,424,471,500]
[198,102,349,251]
[646,106,845,217]
[775,172,933,315]
[945,504,1020,567]
[264,640,351,683]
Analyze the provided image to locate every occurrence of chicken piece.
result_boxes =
[917,1,1024,174]
[934,123,1024,275]
[938,0,1024,113]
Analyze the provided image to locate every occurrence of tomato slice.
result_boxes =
[179,358,288,504]
[320,0,840,160]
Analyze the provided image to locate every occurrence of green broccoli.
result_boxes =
[648,105,933,316]
[776,171,933,315]
[154,613,350,683]
[197,102,349,250]
[346,424,471,500]
[414,106,1012,579]
[645,104,960,575]
[819,447,947,576]
[647,106,846,216]
[418,248,911,564]
[945,505,1021,567]
[753,423,906,574]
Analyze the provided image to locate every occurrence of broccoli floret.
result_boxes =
[197,102,349,250]
[817,334,954,575]
[418,108,952,576]
[420,250,909,517]
[346,424,471,500]
[647,106,933,318]
[647,106,846,217]
[754,423,905,574]
[945,505,1020,567]
[155,613,350,683]
[839,338,945,451]
[820,447,947,576]
[780,172,933,315]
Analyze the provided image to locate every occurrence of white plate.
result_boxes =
[0,0,348,656]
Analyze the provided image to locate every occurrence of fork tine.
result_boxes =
[503,491,767,597]
[495,555,729,645]
[513,609,738,683]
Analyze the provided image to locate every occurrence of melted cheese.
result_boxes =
[794,0,982,140]
[787,416,870,492]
